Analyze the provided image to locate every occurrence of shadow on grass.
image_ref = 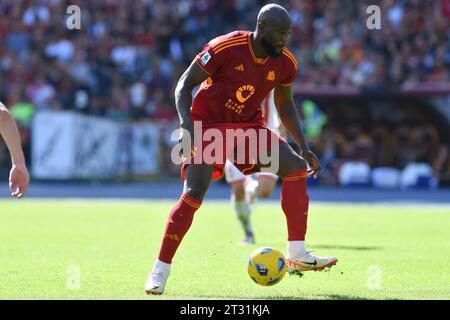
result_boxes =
[170,293,375,300]
[310,244,383,251]
[263,293,389,300]
[314,294,400,300]
[266,243,382,252]
[258,295,371,300]
[301,294,370,300]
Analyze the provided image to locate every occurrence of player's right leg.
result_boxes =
[145,164,213,295]
[224,160,255,244]
[276,140,337,275]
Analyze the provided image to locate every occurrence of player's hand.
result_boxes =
[178,121,195,160]
[9,161,30,199]
[300,149,321,179]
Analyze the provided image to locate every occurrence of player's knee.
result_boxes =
[283,157,307,176]
[259,183,275,198]
[259,188,273,198]
[185,185,208,201]
[258,177,276,198]
[294,157,307,170]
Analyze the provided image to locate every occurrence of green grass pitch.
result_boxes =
[0,199,449,300]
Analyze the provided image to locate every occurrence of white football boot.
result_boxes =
[286,251,338,276]
[145,260,171,295]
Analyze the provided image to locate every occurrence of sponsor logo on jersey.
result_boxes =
[236,84,255,103]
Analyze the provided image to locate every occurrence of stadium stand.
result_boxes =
[0,0,449,186]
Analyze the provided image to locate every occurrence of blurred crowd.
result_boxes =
[309,120,450,186]
[1,0,449,119]
[0,0,449,184]
[299,98,450,186]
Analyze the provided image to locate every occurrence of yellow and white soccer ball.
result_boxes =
[247,247,287,286]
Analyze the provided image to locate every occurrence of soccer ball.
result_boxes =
[247,247,286,286]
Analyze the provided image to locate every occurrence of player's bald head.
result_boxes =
[257,3,291,29]
[255,4,292,57]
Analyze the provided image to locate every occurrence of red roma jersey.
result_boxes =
[192,30,298,125]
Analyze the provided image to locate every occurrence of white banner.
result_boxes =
[32,111,119,179]
[131,123,160,175]
[72,116,119,178]
[32,111,78,179]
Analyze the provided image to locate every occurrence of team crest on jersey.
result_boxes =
[200,51,211,66]
[267,70,276,81]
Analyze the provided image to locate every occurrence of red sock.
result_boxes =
[158,194,202,264]
[281,168,310,241]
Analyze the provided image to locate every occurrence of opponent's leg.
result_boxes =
[225,161,254,244]
[231,180,255,244]
[232,180,246,202]
[255,174,278,198]
[276,142,337,275]
[145,164,213,295]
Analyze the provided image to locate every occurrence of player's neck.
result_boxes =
[251,32,270,59]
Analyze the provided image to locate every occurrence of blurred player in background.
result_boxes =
[145,4,337,295]
[0,102,29,198]
[224,89,281,245]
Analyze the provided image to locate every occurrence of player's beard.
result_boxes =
[261,36,283,57]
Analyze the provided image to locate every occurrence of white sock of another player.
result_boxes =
[232,195,253,235]
[245,177,259,205]
[287,241,307,259]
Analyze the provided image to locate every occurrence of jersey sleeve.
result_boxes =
[278,51,299,86]
[194,43,222,76]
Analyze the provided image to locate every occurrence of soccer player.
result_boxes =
[0,101,29,198]
[224,90,280,245]
[145,4,337,295]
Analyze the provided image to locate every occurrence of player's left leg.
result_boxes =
[276,141,338,275]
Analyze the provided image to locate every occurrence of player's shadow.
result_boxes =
[309,245,382,251]
[188,293,372,300]
[311,294,400,300]
[268,243,382,251]
[314,294,370,300]
[266,294,371,300]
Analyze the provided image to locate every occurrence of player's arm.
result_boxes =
[0,102,25,164]
[174,60,210,155]
[0,102,29,198]
[273,85,321,177]
[175,60,210,129]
